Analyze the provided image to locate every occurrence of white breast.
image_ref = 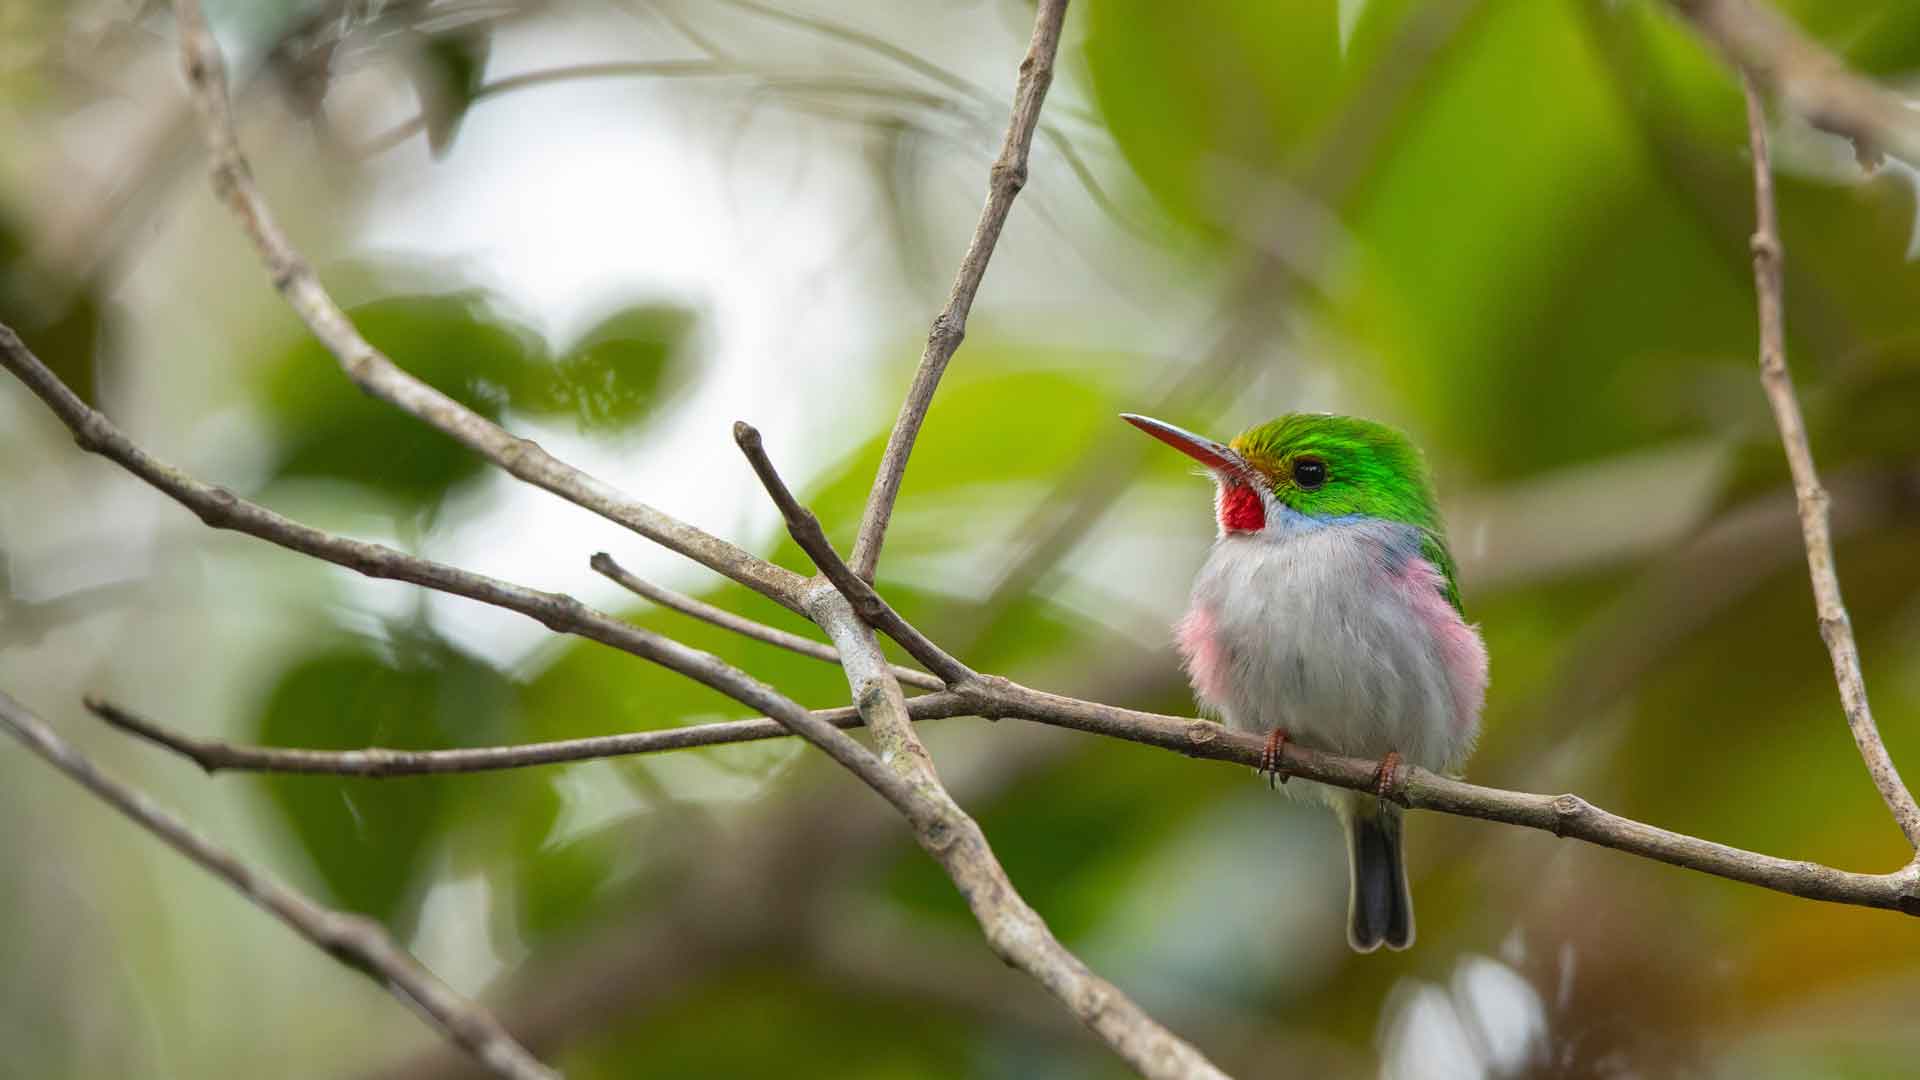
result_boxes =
[1181,520,1475,775]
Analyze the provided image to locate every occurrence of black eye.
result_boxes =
[1291,457,1327,490]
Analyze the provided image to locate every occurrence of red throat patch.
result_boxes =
[1219,483,1266,533]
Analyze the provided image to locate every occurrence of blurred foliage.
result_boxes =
[5,0,1920,1077]
[259,291,690,506]
[0,213,103,406]
[252,628,531,935]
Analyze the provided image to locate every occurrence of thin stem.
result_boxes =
[87,692,974,776]
[589,552,945,691]
[0,691,557,1080]
[847,0,1070,580]
[1740,77,1920,850]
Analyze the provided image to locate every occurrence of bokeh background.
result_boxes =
[3,1,1920,1076]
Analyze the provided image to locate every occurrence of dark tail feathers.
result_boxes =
[1347,802,1414,952]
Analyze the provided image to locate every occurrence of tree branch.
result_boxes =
[733,423,975,687]
[847,0,1069,580]
[741,427,1229,1079]
[86,692,975,777]
[0,690,558,1080]
[170,0,809,612]
[1740,76,1920,850]
[1673,0,1920,170]
[589,552,944,691]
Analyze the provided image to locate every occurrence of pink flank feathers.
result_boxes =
[1391,557,1488,738]
[1176,605,1233,707]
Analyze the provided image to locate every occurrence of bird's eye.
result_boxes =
[1291,457,1328,490]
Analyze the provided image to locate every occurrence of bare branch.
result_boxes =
[961,679,1920,915]
[86,692,976,777]
[728,417,1227,1077]
[0,690,558,1080]
[0,324,880,789]
[589,552,945,691]
[732,424,976,686]
[170,0,809,612]
[1674,0,1920,169]
[847,0,1070,580]
[1740,78,1920,850]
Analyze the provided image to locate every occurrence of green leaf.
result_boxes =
[1084,0,1345,234]
[260,293,536,504]
[511,303,693,432]
[411,25,493,157]
[0,214,103,407]
[253,634,516,934]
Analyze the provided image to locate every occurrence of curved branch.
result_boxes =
[1740,77,1920,849]
[172,0,809,612]
[1674,0,1920,169]
[0,691,557,1080]
[847,0,1069,580]
[740,422,1228,1077]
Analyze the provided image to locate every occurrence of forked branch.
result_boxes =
[847,0,1070,579]
[1674,0,1920,169]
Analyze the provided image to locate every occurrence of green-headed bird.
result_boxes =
[1125,413,1487,952]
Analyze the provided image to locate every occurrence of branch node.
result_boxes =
[1549,793,1590,836]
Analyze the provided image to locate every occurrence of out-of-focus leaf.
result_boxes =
[1775,0,1920,77]
[411,25,493,157]
[563,970,981,1080]
[1084,0,1344,233]
[0,215,103,407]
[261,293,536,504]
[510,303,693,431]
[253,632,516,935]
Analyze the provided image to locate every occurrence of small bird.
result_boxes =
[1124,412,1487,952]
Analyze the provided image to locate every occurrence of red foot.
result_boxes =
[1374,750,1403,799]
[1260,729,1291,787]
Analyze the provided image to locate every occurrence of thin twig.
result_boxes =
[86,692,974,777]
[0,690,558,1080]
[847,0,1069,580]
[589,552,945,691]
[1740,76,1920,850]
[733,424,975,687]
[171,0,809,613]
[1675,0,1920,169]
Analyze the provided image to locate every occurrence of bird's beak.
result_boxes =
[1121,413,1255,481]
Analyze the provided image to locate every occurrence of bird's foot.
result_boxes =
[1259,729,1291,788]
[1374,750,1403,799]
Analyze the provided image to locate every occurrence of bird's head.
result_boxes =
[1122,412,1443,538]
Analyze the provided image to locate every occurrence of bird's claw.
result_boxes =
[1260,729,1291,788]
[1374,750,1403,799]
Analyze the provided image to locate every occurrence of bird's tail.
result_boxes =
[1344,798,1414,952]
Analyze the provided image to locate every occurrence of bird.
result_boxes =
[1123,412,1487,952]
